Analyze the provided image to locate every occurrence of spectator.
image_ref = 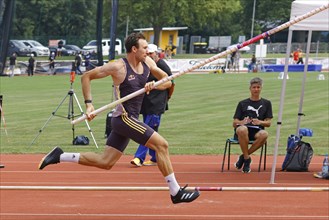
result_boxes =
[57,40,64,57]
[158,48,165,59]
[297,49,304,64]
[248,55,257,73]
[8,53,16,77]
[292,48,299,64]
[49,52,56,75]
[75,52,83,75]
[232,77,273,173]
[232,51,240,73]
[226,53,232,71]
[27,54,35,76]
[131,43,174,167]
[84,52,92,71]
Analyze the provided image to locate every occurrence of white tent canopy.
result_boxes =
[270,0,329,183]
[289,0,329,31]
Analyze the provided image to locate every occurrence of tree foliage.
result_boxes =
[239,0,292,39]
[13,0,97,45]
[10,0,296,47]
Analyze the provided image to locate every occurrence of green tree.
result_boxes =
[239,0,292,40]
[116,0,178,46]
[12,0,97,46]
[115,0,242,46]
[11,0,297,49]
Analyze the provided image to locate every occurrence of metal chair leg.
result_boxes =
[221,139,229,172]
[227,141,231,170]
[263,142,267,170]
[258,144,263,172]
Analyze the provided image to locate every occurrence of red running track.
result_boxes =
[0,154,328,220]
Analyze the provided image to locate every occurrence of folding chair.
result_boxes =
[221,137,267,172]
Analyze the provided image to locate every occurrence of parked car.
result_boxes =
[48,46,74,56]
[82,38,122,56]
[63,44,81,55]
[20,40,50,57]
[7,40,31,57]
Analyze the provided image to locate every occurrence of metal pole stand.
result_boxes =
[0,95,6,168]
[30,82,99,148]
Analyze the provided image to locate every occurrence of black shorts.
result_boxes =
[234,125,261,141]
[106,114,155,152]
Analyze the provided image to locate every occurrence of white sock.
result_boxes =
[60,153,80,163]
[165,173,180,196]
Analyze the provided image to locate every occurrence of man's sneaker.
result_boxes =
[38,146,63,170]
[242,157,252,173]
[314,172,329,179]
[143,160,157,166]
[314,172,324,179]
[171,185,200,204]
[130,158,142,167]
[234,155,244,170]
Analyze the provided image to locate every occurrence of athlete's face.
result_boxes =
[250,83,262,96]
[136,39,148,62]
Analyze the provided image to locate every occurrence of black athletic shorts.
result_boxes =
[234,125,261,141]
[106,114,155,152]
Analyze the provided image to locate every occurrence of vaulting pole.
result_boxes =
[71,3,329,125]
[1,186,328,192]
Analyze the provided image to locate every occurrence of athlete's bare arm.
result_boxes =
[81,59,126,119]
[145,56,172,90]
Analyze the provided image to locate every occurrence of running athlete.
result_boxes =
[38,32,200,204]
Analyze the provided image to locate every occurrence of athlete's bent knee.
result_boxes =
[236,126,248,136]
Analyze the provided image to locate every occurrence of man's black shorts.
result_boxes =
[106,114,155,152]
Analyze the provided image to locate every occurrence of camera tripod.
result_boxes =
[30,82,99,148]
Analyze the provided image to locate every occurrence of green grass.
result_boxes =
[0,71,328,156]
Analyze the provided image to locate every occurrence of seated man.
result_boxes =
[232,77,273,173]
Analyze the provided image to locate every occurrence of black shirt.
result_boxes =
[140,59,172,115]
[233,98,273,129]
[9,56,16,65]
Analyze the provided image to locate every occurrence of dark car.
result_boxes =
[48,46,74,56]
[7,40,31,57]
[63,45,82,55]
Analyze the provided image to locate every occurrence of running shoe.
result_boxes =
[171,185,200,204]
[314,172,329,179]
[38,146,63,170]
[314,172,324,179]
[130,158,142,167]
[234,154,244,170]
[242,157,252,173]
[143,160,157,166]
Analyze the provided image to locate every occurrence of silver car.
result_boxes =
[20,40,50,57]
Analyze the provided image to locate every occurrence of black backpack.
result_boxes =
[73,135,89,145]
[281,139,313,172]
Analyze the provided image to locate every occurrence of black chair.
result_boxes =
[221,137,267,172]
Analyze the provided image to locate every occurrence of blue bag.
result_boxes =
[281,134,313,171]
[281,135,301,170]
[299,128,313,137]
